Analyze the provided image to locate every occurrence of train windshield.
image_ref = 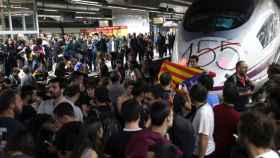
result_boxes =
[184,0,256,32]
[186,14,244,31]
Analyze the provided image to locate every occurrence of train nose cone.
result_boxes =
[178,37,246,87]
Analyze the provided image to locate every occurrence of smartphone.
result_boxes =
[44,140,52,147]
[178,84,183,90]
[233,134,239,140]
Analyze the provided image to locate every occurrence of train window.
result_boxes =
[186,14,243,32]
[215,18,234,29]
[257,14,280,48]
[183,0,256,32]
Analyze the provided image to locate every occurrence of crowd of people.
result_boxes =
[0,31,280,158]
[0,31,175,80]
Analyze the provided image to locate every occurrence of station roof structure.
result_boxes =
[36,0,193,21]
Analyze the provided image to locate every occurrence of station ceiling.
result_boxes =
[37,0,192,18]
[63,0,192,11]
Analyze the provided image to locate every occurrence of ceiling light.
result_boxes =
[75,1,103,7]
[12,6,30,10]
[107,5,127,10]
[172,0,192,5]
[130,8,146,12]
[76,11,97,14]
[38,15,61,18]
[41,9,58,12]
[72,0,99,4]
[72,0,103,6]
[75,16,112,20]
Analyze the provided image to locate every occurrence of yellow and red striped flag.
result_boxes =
[158,61,205,86]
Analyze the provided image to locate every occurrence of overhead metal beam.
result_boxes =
[38,0,185,15]
[37,1,100,12]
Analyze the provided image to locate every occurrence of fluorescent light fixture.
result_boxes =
[76,11,97,14]
[12,6,30,10]
[71,0,99,4]
[14,13,31,16]
[41,9,58,12]
[75,1,103,7]
[38,14,61,18]
[150,10,161,13]
[75,16,112,20]
[172,0,192,5]
[174,13,184,16]
[130,8,146,12]
[72,0,103,6]
[107,5,127,10]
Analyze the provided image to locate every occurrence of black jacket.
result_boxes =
[169,115,195,158]
[225,74,255,112]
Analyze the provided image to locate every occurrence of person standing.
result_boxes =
[170,93,195,158]
[20,66,34,88]
[97,33,108,68]
[156,33,166,58]
[225,61,255,112]
[108,71,125,108]
[37,78,83,122]
[91,33,99,72]
[118,36,127,63]
[105,99,143,158]
[169,33,175,55]
[214,83,240,158]
[146,35,154,60]
[130,33,138,61]
[190,84,215,158]
[5,39,17,77]
[0,89,24,149]
[108,35,118,69]
[32,38,45,71]
[138,34,145,62]
[125,101,181,158]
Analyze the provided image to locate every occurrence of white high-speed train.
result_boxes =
[173,0,280,91]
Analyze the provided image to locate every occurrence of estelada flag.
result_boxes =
[158,61,205,86]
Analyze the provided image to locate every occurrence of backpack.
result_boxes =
[89,106,121,144]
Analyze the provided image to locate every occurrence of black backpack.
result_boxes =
[89,106,121,144]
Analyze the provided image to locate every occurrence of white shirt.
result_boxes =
[256,150,279,158]
[123,128,142,132]
[192,103,215,156]
[112,40,115,52]
[38,97,83,122]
